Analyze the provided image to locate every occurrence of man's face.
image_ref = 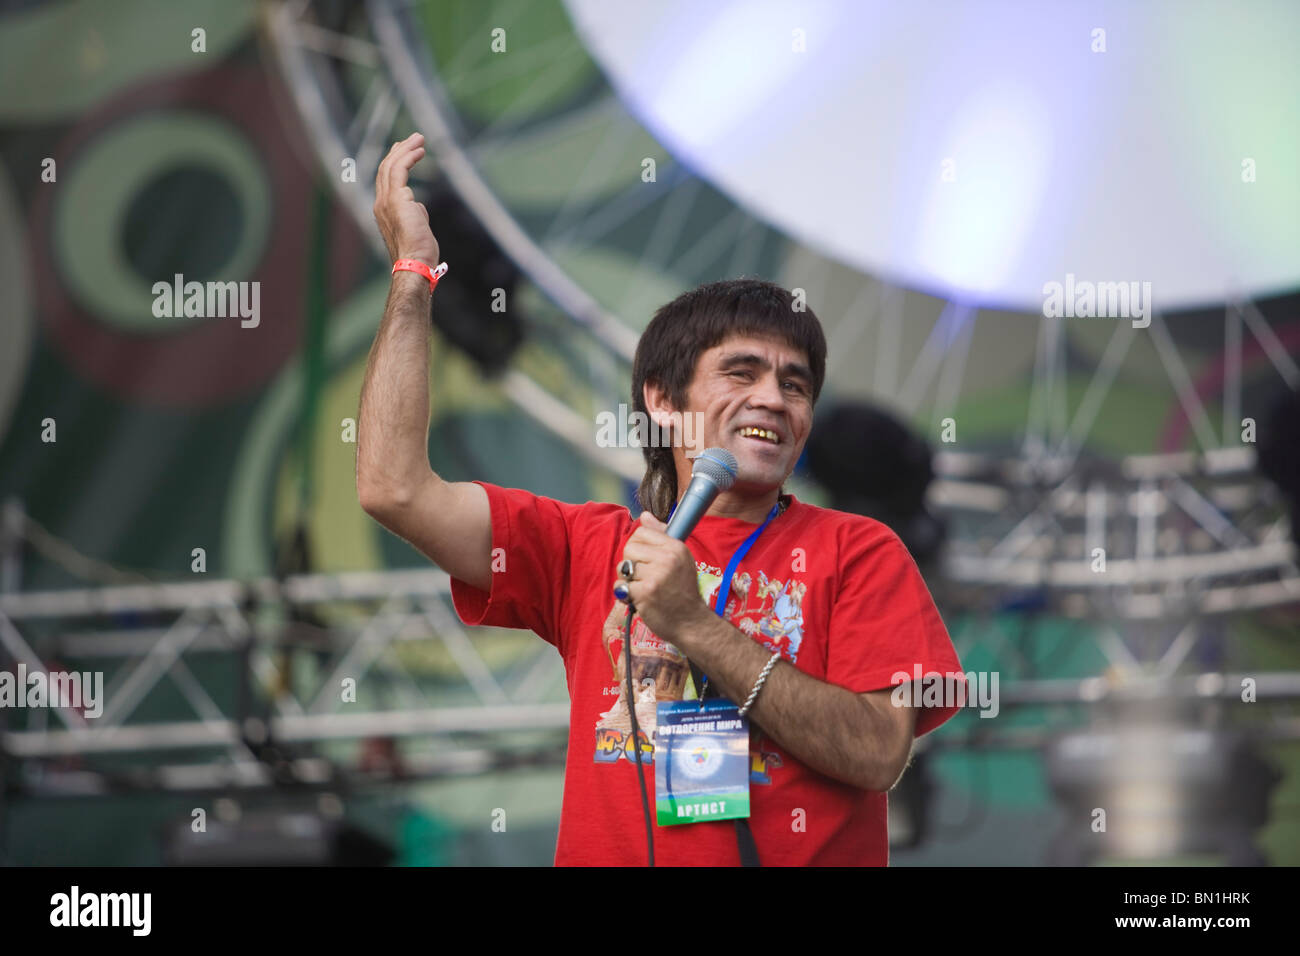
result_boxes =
[655,333,815,493]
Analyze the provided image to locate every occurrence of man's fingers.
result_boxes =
[376,138,403,182]
[381,148,424,197]
[629,524,678,549]
[620,539,667,566]
[377,135,425,192]
[391,144,425,176]
[379,144,406,192]
[396,146,426,186]
[386,132,423,157]
[628,524,673,548]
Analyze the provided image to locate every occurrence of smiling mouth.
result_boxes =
[738,426,781,445]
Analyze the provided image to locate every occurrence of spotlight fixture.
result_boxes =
[807,402,945,565]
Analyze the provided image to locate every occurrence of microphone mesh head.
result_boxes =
[692,447,738,490]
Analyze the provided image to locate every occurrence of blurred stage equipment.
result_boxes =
[423,188,523,375]
[1257,384,1300,544]
[885,748,936,850]
[162,801,393,866]
[933,441,1298,619]
[806,401,945,565]
[1046,723,1281,866]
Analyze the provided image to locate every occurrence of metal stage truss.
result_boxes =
[0,509,570,796]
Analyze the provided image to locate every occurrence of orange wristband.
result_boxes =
[392,259,448,291]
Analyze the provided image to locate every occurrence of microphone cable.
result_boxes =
[623,603,655,866]
[617,450,737,866]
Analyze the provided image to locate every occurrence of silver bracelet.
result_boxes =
[738,651,782,717]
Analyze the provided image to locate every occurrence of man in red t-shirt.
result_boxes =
[359,134,964,865]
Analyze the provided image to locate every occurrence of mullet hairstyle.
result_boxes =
[632,277,828,521]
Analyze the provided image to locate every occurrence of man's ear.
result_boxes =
[642,379,678,431]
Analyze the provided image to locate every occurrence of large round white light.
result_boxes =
[564,0,1300,310]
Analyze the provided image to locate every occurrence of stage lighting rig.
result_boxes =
[413,185,524,375]
[1257,384,1300,545]
[806,401,946,566]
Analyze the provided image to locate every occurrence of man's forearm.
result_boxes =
[357,272,436,504]
[671,612,900,791]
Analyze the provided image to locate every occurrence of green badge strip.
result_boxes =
[657,792,751,825]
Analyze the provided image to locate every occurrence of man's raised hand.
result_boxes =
[373,133,440,267]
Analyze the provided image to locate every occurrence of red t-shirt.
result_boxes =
[450,481,963,866]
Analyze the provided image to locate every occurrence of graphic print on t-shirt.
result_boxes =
[593,561,805,782]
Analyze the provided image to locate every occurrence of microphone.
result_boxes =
[664,447,739,540]
[613,447,737,605]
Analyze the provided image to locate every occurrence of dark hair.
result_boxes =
[631,277,828,520]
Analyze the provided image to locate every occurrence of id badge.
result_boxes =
[655,699,751,825]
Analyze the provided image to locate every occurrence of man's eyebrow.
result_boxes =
[717,352,812,384]
[780,361,814,384]
[717,351,767,368]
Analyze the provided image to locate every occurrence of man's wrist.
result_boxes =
[390,267,433,294]
[395,251,437,267]
[669,603,727,658]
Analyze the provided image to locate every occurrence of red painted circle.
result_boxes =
[29,66,312,406]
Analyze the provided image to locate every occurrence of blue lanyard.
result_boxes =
[713,504,780,616]
[665,500,780,698]
[665,501,780,616]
